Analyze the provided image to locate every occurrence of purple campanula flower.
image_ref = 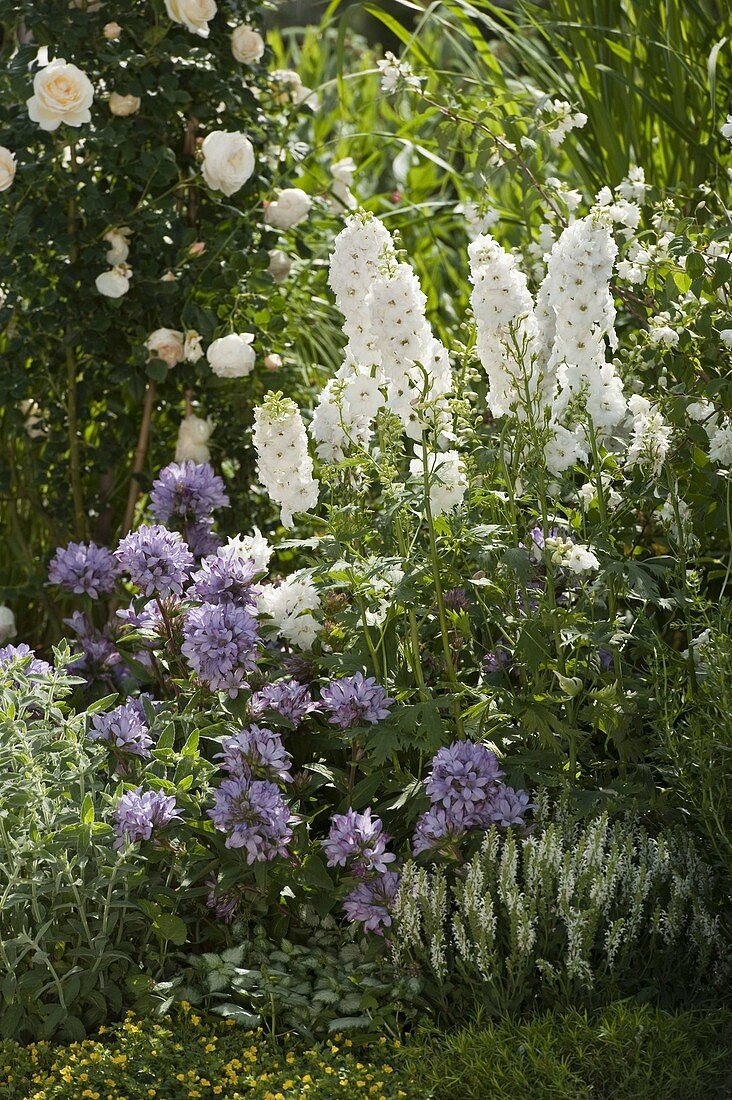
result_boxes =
[320,672,394,729]
[485,786,533,827]
[205,876,240,924]
[181,602,259,696]
[149,461,229,524]
[216,724,293,783]
[343,871,400,934]
[442,588,470,612]
[89,701,153,759]
[115,525,194,599]
[425,740,504,818]
[412,805,467,855]
[184,520,223,559]
[208,775,294,861]
[64,611,122,685]
[322,808,396,875]
[482,645,515,676]
[48,541,119,599]
[249,679,318,726]
[0,642,52,677]
[189,549,257,607]
[113,788,180,849]
[116,599,165,631]
[599,646,614,671]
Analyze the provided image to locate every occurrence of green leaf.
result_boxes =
[153,913,188,946]
[80,793,94,825]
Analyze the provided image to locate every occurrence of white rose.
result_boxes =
[269,69,316,108]
[145,328,185,367]
[176,414,213,463]
[201,131,255,197]
[109,92,141,117]
[231,25,265,64]
[103,227,131,265]
[184,330,204,363]
[0,147,17,192]
[207,333,256,378]
[264,188,312,230]
[27,58,94,132]
[268,249,291,283]
[0,605,16,644]
[96,265,132,298]
[103,22,122,39]
[164,0,217,37]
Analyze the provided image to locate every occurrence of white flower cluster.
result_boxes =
[225,529,272,573]
[376,52,423,95]
[537,97,587,146]
[253,393,319,528]
[469,216,626,474]
[176,413,214,463]
[95,226,133,299]
[317,213,452,458]
[0,146,17,191]
[257,571,320,649]
[468,233,541,417]
[626,395,673,478]
[329,157,357,212]
[145,328,202,369]
[409,449,467,516]
[207,332,256,378]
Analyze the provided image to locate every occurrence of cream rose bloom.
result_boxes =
[184,330,204,363]
[201,131,255,197]
[0,147,17,191]
[103,227,131,265]
[96,264,132,298]
[264,188,312,230]
[176,414,213,463]
[145,328,185,367]
[231,25,265,64]
[27,58,94,131]
[207,333,256,378]
[268,249,292,283]
[109,92,141,117]
[164,0,217,38]
[0,605,16,644]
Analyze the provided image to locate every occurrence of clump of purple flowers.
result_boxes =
[413,739,532,855]
[425,741,505,818]
[89,701,153,759]
[0,643,52,677]
[206,876,240,924]
[320,672,394,729]
[115,525,194,598]
[149,461,229,525]
[189,548,257,607]
[323,808,396,875]
[217,724,292,783]
[249,679,318,726]
[48,541,119,599]
[184,519,223,559]
[64,611,123,687]
[113,788,180,849]
[343,871,401,935]
[181,602,259,696]
[208,776,294,862]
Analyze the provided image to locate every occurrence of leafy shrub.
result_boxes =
[391,803,726,1018]
[405,1002,732,1100]
[159,920,424,1040]
[0,1008,421,1100]
[0,650,154,1042]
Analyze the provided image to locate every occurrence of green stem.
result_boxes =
[393,512,428,698]
[420,440,464,736]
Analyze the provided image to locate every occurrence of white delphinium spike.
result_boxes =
[625,394,673,478]
[543,214,625,435]
[468,232,543,417]
[328,211,396,365]
[253,392,319,528]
